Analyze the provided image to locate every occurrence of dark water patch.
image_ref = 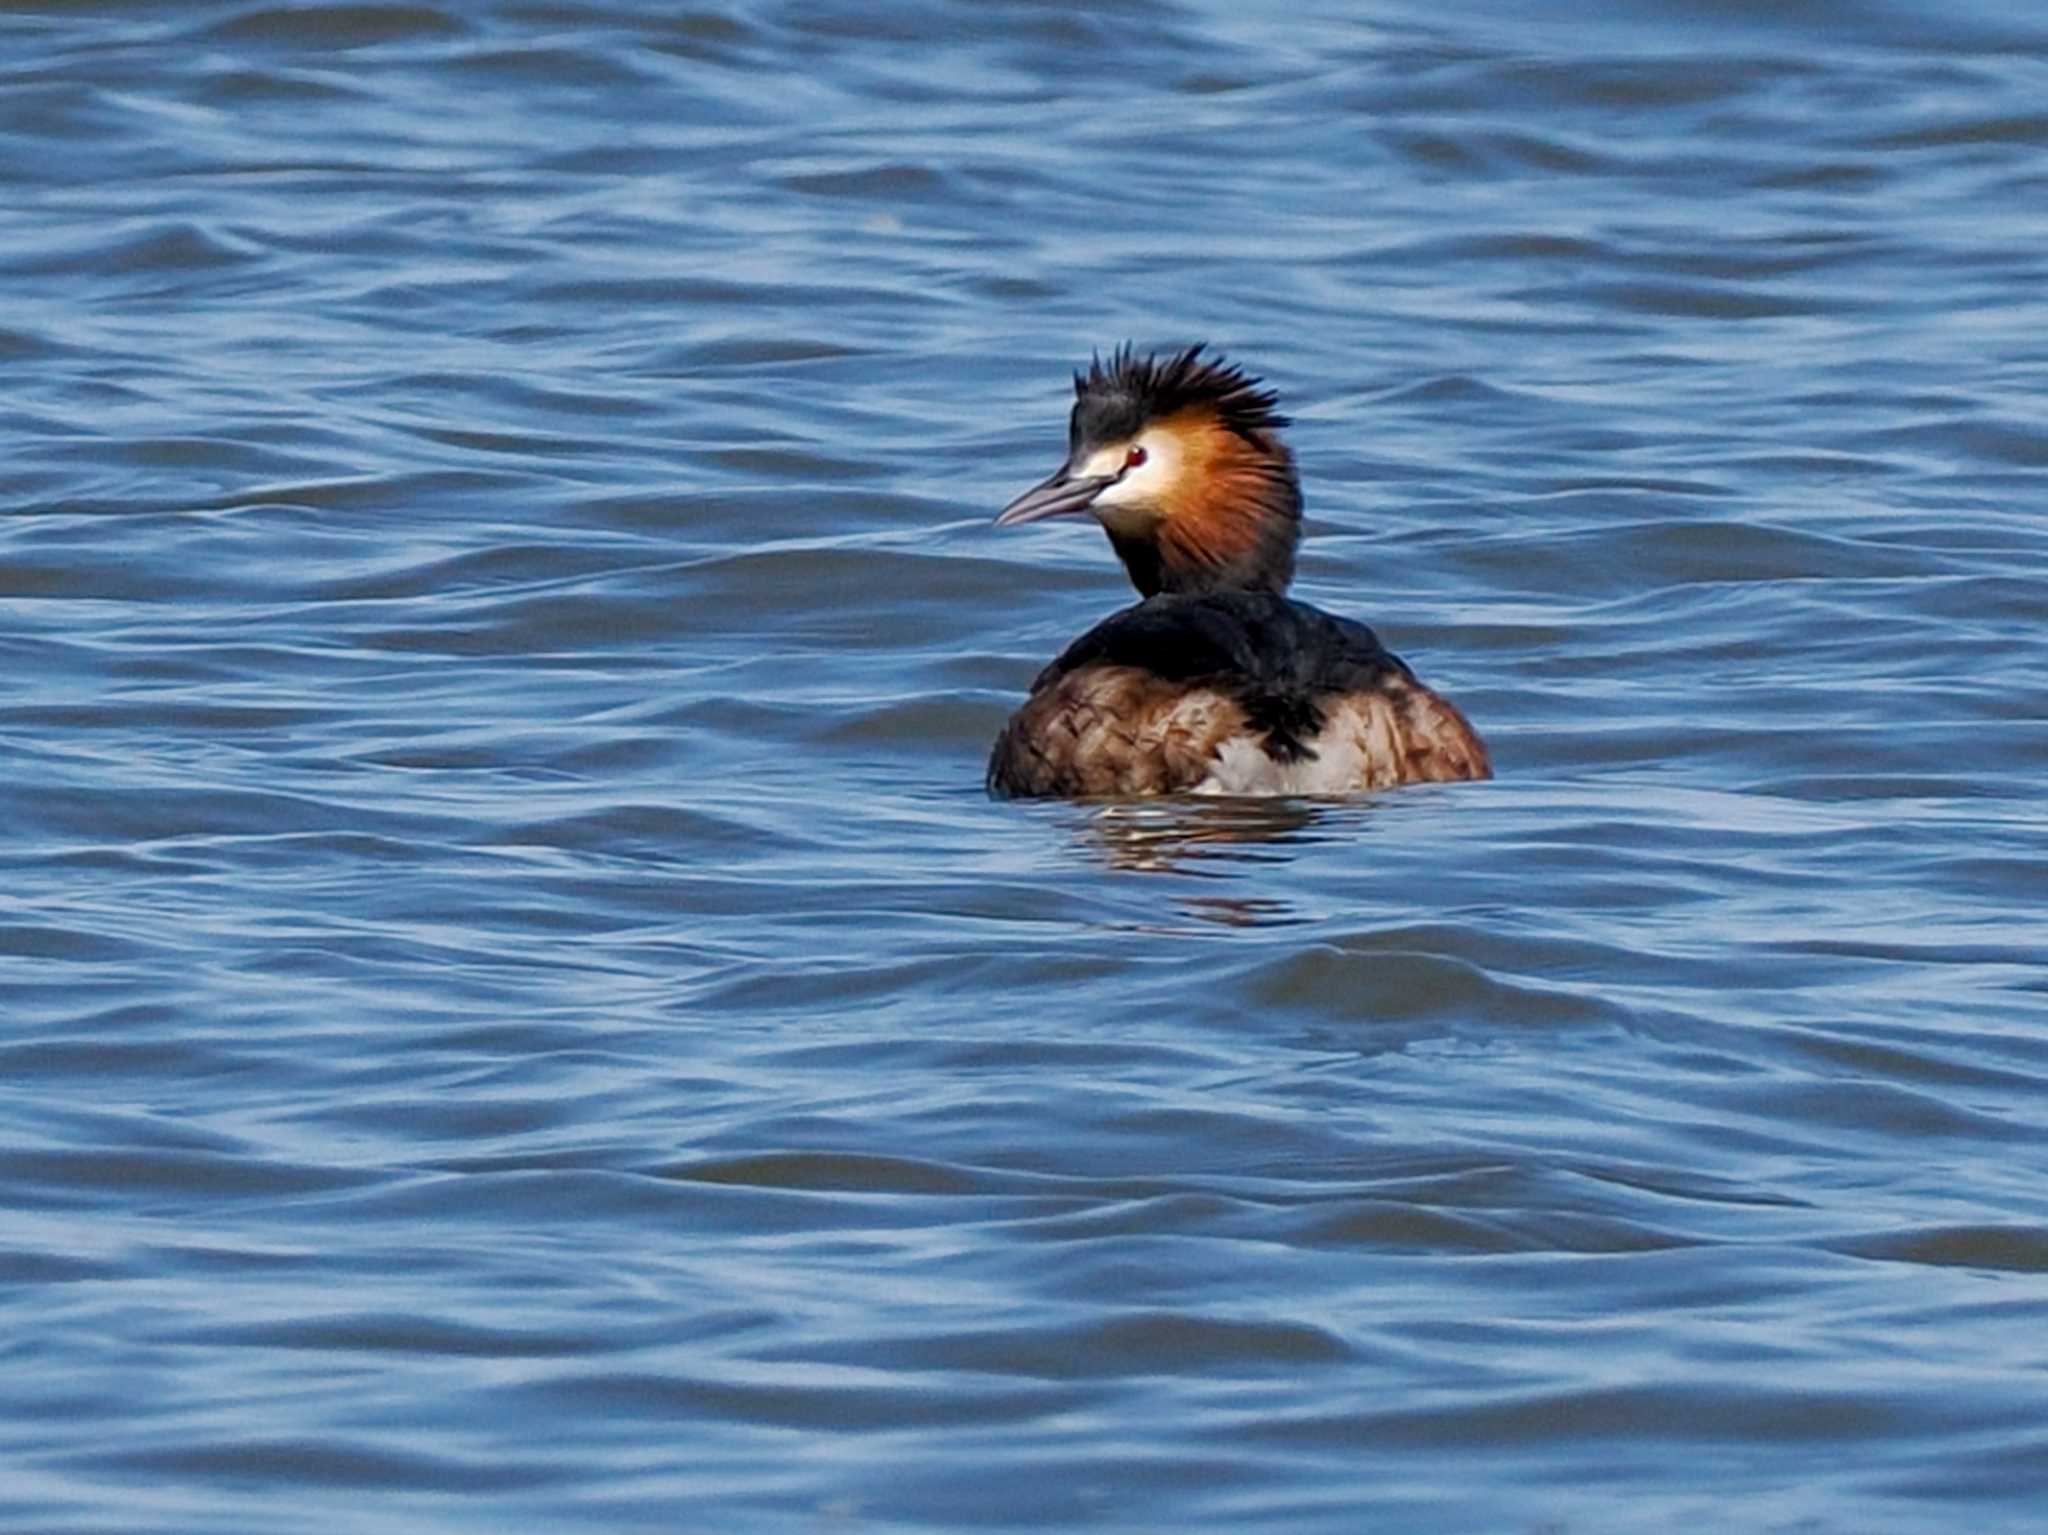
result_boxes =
[1771,1028,2048,1095]
[198,3,469,49]
[514,1367,1094,1433]
[1246,941,1631,1032]
[478,801,766,857]
[0,1036,264,1087]
[87,1436,559,1492]
[300,1166,732,1227]
[1,1149,380,1206]
[171,1311,611,1358]
[1284,1199,1539,1254]
[665,1150,991,1196]
[1862,113,2048,151]
[312,1092,582,1142]
[0,1247,122,1284]
[13,785,449,845]
[1487,53,1796,111]
[819,691,999,750]
[527,274,918,312]
[776,160,951,199]
[658,334,870,369]
[1875,414,2048,469]
[1830,1225,2048,1274]
[446,44,661,91]
[1235,1380,1909,1451]
[196,65,378,104]
[0,921,159,963]
[762,1310,1356,1378]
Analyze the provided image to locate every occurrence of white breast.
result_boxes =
[1190,691,1440,796]
[1195,735,1367,795]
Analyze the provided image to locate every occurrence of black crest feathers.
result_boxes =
[1069,343,1289,453]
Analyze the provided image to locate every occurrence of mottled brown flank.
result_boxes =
[1368,678,1493,785]
[988,665,1250,797]
[988,663,1492,798]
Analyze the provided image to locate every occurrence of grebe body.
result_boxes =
[988,346,1489,799]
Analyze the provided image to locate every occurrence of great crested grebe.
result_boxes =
[987,344,1490,798]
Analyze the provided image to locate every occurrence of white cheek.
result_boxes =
[1088,439,1177,520]
[1094,474,1145,508]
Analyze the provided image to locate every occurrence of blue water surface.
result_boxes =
[3,2,2047,1531]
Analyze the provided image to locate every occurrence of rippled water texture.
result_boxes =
[5,2,2048,1530]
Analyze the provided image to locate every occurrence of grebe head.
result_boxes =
[994,343,1303,598]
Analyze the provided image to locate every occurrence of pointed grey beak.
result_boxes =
[994,466,1114,527]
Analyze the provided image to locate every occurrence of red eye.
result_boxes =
[1124,444,1148,470]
